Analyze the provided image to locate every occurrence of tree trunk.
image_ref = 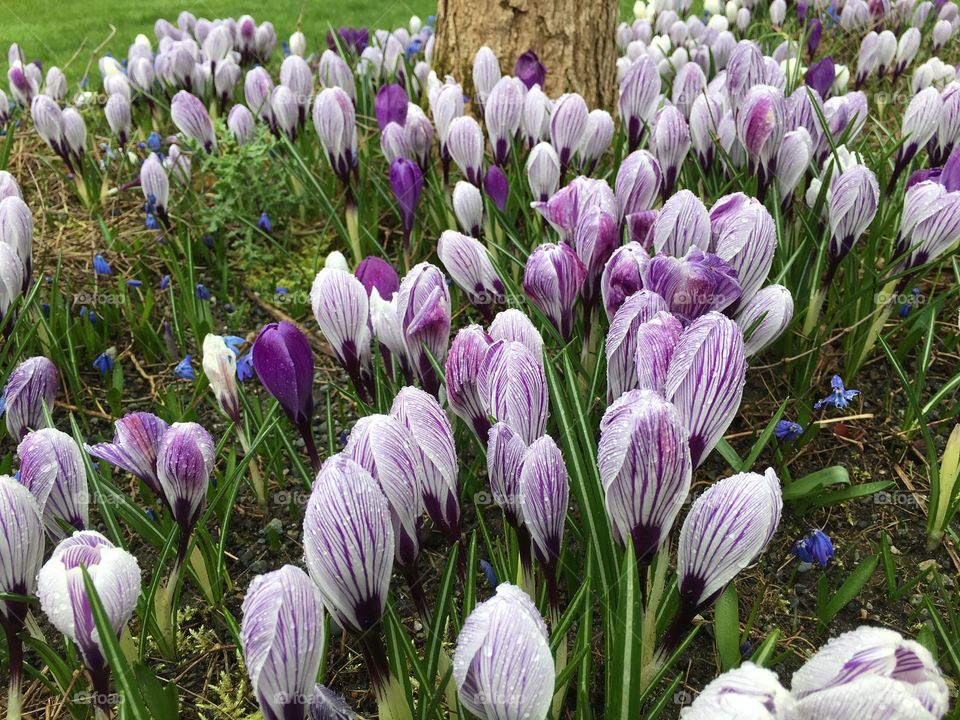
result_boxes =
[434,0,620,110]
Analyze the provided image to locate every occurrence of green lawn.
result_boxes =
[0,0,637,79]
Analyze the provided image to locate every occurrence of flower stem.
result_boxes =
[345,189,361,265]
[3,623,22,720]
[358,630,412,720]
[236,424,267,507]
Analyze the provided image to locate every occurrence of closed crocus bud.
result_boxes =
[453,584,554,720]
[725,40,765,114]
[928,83,960,166]
[288,30,308,57]
[519,435,569,571]
[682,663,795,719]
[665,312,746,466]
[615,150,662,222]
[522,242,587,340]
[389,157,424,242]
[140,153,170,224]
[573,206,619,310]
[652,189,710,257]
[31,95,65,157]
[104,92,131,146]
[896,180,960,272]
[171,90,216,152]
[85,412,169,498]
[446,325,494,438]
[156,422,215,538]
[827,165,879,271]
[626,208,659,248]
[271,85,299,140]
[344,414,423,569]
[380,121,410,165]
[202,334,240,423]
[806,56,835,100]
[605,290,670,401]
[37,531,141,679]
[355,256,400,300]
[438,230,505,310]
[404,104,433,171]
[280,55,312,122]
[689,93,724,169]
[241,565,325,720]
[227,104,255,145]
[526,142,561,202]
[472,46,501,110]
[642,248,742,323]
[934,19,954,51]
[452,181,484,237]
[791,626,949,720]
[0,195,32,290]
[61,108,86,162]
[737,84,786,186]
[775,127,812,206]
[319,50,356,101]
[578,109,615,174]
[396,262,452,396]
[485,77,523,165]
[770,0,787,24]
[0,474,44,635]
[619,56,661,151]
[550,93,589,171]
[7,64,36,107]
[43,66,66,101]
[4,356,56,442]
[515,50,546,90]
[709,192,777,305]
[391,386,460,543]
[313,87,357,185]
[895,28,921,78]
[432,83,465,161]
[375,83,408,131]
[668,468,781,647]
[601,242,650,320]
[896,87,944,171]
[650,104,691,197]
[486,421,529,526]
[489,308,544,361]
[633,311,684,394]
[18,428,88,539]
[735,283,794,356]
[310,268,372,396]
[479,340,548,445]
[244,66,275,122]
[599,388,691,562]
[522,85,552,147]
[484,165,509,211]
[0,243,23,323]
[0,172,21,202]
[447,115,484,186]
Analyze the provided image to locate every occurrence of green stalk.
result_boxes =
[4,623,22,720]
[345,191,361,265]
[548,569,568,717]
[236,424,267,507]
[640,542,670,692]
[850,279,897,374]
[803,284,827,336]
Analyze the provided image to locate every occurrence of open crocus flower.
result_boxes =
[37,531,141,706]
[453,584,555,720]
[18,427,89,539]
[791,626,949,720]
[641,249,742,324]
[396,262,452,396]
[664,312,746,467]
[680,662,796,719]
[445,325,494,439]
[85,411,170,497]
[479,340,548,445]
[311,267,373,399]
[599,389,691,564]
[241,565,326,720]
[156,422,215,548]
[3,356,57,442]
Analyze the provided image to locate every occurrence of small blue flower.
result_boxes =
[236,351,254,381]
[899,287,921,318]
[174,354,195,380]
[160,275,171,290]
[427,14,437,24]
[774,420,804,441]
[145,213,159,230]
[0,393,6,416]
[126,279,143,288]
[479,559,498,588]
[93,350,115,375]
[282,40,291,56]
[146,507,158,522]
[791,529,834,568]
[405,40,423,60]
[257,211,272,233]
[93,254,112,275]
[201,235,213,248]
[223,335,246,355]
[87,311,98,324]
[275,287,289,295]
[813,375,860,410]
[40,303,50,317]
[195,283,211,300]
[337,430,348,447]
[147,131,162,152]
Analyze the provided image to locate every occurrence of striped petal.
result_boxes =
[18,428,89,539]
[794,676,942,720]
[478,340,548,445]
[0,474,44,626]
[310,268,372,383]
[605,290,670,402]
[681,662,795,720]
[85,412,169,497]
[709,192,777,306]
[437,231,505,309]
[486,422,529,527]
[488,309,544,362]
[522,242,586,341]
[652,189,711,257]
[446,325,494,439]
[518,435,569,566]
[735,284,794,357]
[601,242,650,321]
[156,422,216,532]
[3,356,57,443]
[634,311,684,395]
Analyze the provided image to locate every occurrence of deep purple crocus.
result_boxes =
[375,83,408,131]
[515,50,546,90]
[355,256,400,300]
[389,157,423,246]
[806,57,835,100]
[484,165,508,211]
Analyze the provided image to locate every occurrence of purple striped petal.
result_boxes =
[605,290,670,402]
[312,87,356,183]
[519,435,569,566]
[478,340,548,445]
[615,150,662,220]
[485,77,523,165]
[397,262,452,396]
[171,90,217,152]
[310,268,372,390]
[0,474,44,627]
[522,242,586,340]
[650,104,691,195]
[18,428,89,539]
[709,192,777,306]
[735,284,794,357]
[437,231,505,309]
[664,312,746,467]
[827,165,879,262]
[445,325,494,439]
[488,309,544,362]
[156,422,215,532]
[241,565,325,720]
[652,189,710,257]
[634,311,684,395]
[4,356,57,442]
[550,93,589,169]
[447,116,484,186]
[486,422,528,527]
[682,663,795,720]
[85,412,169,497]
[573,207,619,310]
[601,242,651,321]
[641,249,742,324]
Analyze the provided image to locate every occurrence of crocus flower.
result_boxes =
[893,87,944,181]
[453,584,555,720]
[641,249,742,324]
[310,268,372,398]
[615,150,662,222]
[156,422,215,546]
[605,291,670,401]
[664,312,746,467]
[3,356,57,442]
[0,244,23,325]
[375,83,408,131]
[725,40,766,115]
[241,565,326,720]
[485,77,523,166]
[672,62,706,119]
[522,242,587,340]
[310,685,360,720]
[0,191,34,290]
[488,308,544,361]
[85,412,169,497]
[452,181,484,238]
[634,311,684,395]
[650,105,691,197]
[446,115,484,186]
[395,263,451,395]
[37,531,141,702]
[533,176,617,243]
[344,414,423,570]
[806,57,835,100]
[104,93,131,146]
[171,90,216,152]
[895,180,960,273]
[484,165,509,212]
[619,56,661,151]
[313,87,357,185]
[389,157,424,245]
[735,284,794,356]
[515,50,546,90]
[689,94,724,170]
[522,86,552,148]
[709,192,777,306]
[578,109,615,174]
[736,84,786,189]
[391,386,460,544]
[526,142,561,203]
[445,325,493,439]
[140,153,170,225]
[681,663,796,719]
[667,468,782,648]
[600,242,650,321]
[651,189,711,258]
[202,334,240,423]
[894,29,921,79]
[599,389,691,563]
[486,421,528,529]
[791,626,949,719]
[438,230,505,312]
[0,474,43,715]
[774,420,803,441]
[472,46,501,110]
[31,95,65,158]
[826,165,879,279]
[550,93,588,172]
[775,128,813,207]
[478,340,548,445]
[792,529,834,567]
[813,374,859,410]
[18,428,89,539]
[518,435,568,572]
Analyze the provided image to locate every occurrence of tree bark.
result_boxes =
[434,0,620,109]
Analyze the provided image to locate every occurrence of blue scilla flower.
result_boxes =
[405,40,423,60]
[899,287,921,318]
[223,335,246,355]
[147,131,162,152]
[126,279,143,288]
[174,354,195,380]
[813,375,859,410]
[93,254,112,275]
[236,351,254,381]
[93,349,115,375]
[479,559,498,589]
[791,529,834,567]
[195,283,211,300]
[257,211,272,233]
[774,420,804,441]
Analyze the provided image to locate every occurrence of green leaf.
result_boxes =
[607,545,644,720]
[713,584,741,671]
[715,438,744,472]
[782,465,850,501]
[817,554,879,631]
[743,400,789,469]
[133,664,179,719]
[749,630,781,667]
